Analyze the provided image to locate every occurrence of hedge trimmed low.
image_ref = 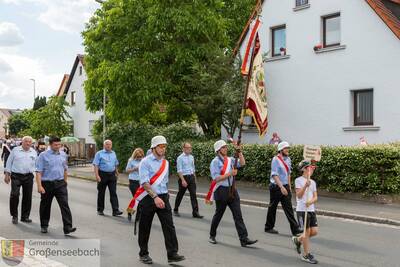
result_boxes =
[96,123,400,195]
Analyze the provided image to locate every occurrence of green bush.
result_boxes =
[95,122,400,195]
[93,121,208,171]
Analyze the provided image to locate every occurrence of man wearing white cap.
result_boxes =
[137,135,185,264]
[207,140,257,247]
[265,141,301,236]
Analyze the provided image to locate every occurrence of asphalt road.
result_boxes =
[0,178,399,267]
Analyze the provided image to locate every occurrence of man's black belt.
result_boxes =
[11,172,33,176]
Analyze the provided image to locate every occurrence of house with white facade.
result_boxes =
[228,0,400,146]
[57,55,102,158]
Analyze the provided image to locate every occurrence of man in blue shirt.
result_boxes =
[4,136,37,224]
[173,142,203,218]
[265,141,301,236]
[137,135,185,265]
[35,136,76,235]
[208,140,257,247]
[93,139,123,216]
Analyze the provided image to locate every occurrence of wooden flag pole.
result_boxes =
[230,27,260,200]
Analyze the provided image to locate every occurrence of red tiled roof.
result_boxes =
[234,0,399,55]
[366,0,400,39]
[56,74,70,97]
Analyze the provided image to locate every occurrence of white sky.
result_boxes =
[0,0,99,109]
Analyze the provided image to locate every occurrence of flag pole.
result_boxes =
[230,32,260,199]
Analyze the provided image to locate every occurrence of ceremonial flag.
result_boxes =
[245,33,268,136]
[241,18,261,76]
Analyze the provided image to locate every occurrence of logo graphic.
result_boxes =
[1,240,24,266]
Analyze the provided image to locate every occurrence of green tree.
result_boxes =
[82,0,254,137]
[33,96,47,110]
[221,59,246,137]
[8,111,31,136]
[25,96,71,138]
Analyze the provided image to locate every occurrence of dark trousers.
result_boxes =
[138,194,178,257]
[40,180,73,230]
[10,173,33,219]
[174,175,199,214]
[129,180,140,197]
[210,187,248,240]
[97,171,119,212]
[265,184,300,235]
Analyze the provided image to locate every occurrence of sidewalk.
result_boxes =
[68,166,400,226]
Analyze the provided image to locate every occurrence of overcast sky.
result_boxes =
[0,0,99,109]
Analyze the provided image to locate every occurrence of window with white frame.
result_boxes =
[71,91,76,106]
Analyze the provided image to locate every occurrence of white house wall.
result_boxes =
[230,0,400,146]
[65,61,101,144]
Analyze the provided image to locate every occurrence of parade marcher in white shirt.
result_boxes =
[173,142,203,218]
[4,136,37,224]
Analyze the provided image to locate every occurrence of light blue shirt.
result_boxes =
[93,149,119,172]
[5,146,37,174]
[177,153,195,175]
[139,154,168,195]
[270,156,291,185]
[126,159,141,181]
[210,156,240,187]
[36,149,68,181]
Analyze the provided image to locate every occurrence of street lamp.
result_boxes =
[29,78,36,102]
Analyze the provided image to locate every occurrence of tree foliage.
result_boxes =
[82,0,255,137]
[15,96,71,139]
[33,96,47,110]
[8,111,31,136]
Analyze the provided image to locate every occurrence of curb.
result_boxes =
[69,173,400,227]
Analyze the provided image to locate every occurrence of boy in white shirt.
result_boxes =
[292,160,318,264]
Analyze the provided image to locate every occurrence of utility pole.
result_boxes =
[29,78,36,104]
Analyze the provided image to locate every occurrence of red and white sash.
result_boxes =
[205,157,232,205]
[126,159,168,214]
[275,155,289,175]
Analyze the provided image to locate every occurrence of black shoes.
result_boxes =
[168,254,185,263]
[192,212,204,219]
[21,218,32,223]
[112,210,123,216]
[12,217,18,224]
[208,236,217,244]
[173,210,180,217]
[97,211,105,216]
[140,255,153,264]
[240,238,258,247]
[292,236,302,254]
[265,228,279,234]
[127,213,132,221]
[41,227,48,233]
[64,227,77,235]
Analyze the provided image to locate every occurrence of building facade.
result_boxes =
[228,0,400,146]
[57,55,101,158]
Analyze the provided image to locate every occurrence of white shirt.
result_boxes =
[295,176,317,212]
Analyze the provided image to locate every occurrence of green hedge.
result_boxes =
[96,123,400,195]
